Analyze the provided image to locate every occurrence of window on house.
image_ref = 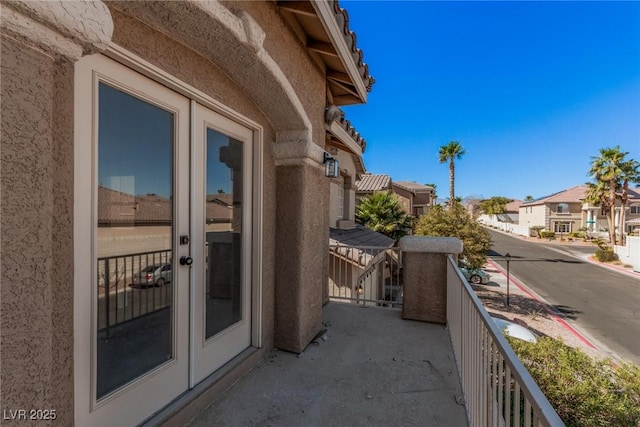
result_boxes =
[631,204,640,214]
[557,203,569,214]
[554,221,571,233]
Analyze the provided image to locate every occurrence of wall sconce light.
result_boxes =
[324,152,339,178]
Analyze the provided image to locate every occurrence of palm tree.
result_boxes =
[355,191,413,239]
[587,146,627,245]
[438,141,466,210]
[524,195,534,202]
[618,159,640,245]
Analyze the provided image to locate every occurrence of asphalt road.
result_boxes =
[487,230,640,364]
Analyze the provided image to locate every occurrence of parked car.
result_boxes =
[458,261,491,284]
[132,264,172,287]
[491,317,538,343]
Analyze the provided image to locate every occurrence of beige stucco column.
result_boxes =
[399,237,463,324]
[0,1,112,423]
[273,132,329,353]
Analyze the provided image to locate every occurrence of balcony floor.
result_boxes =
[188,301,468,426]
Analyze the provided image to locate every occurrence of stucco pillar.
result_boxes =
[0,1,112,423]
[399,237,463,324]
[273,132,328,353]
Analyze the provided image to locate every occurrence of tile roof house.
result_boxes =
[355,173,392,194]
[519,185,640,236]
[355,175,434,218]
[0,1,379,425]
[392,181,435,217]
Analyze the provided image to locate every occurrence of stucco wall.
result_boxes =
[520,205,548,229]
[3,0,336,422]
[1,36,75,425]
[275,164,329,352]
[223,0,326,146]
[392,187,413,214]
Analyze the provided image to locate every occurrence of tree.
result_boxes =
[524,195,534,202]
[586,146,639,245]
[480,196,512,215]
[618,159,640,245]
[355,191,413,240]
[414,202,491,268]
[438,141,466,210]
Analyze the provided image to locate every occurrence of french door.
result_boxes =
[74,53,254,426]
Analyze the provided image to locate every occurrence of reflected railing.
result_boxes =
[328,245,402,307]
[446,254,564,427]
[97,249,172,337]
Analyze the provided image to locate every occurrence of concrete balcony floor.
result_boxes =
[188,302,468,426]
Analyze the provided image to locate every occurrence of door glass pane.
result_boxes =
[205,128,243,339]
[96,82,174,399]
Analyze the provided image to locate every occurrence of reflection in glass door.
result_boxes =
[192,105,252,384]
[96,82,175,399]
[205,129,243,339]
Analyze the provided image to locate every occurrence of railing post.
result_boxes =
[104,258,110,338]
[398,237,463,323]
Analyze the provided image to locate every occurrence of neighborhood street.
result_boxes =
[487,229,640,364]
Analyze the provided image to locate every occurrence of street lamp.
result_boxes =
[505,253,511,307]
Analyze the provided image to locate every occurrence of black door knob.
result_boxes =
[180,256,193,266]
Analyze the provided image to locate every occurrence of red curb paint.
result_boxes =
[485,259,596,349]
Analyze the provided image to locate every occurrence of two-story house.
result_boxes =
[355,175,434,218]
[392,181,435,217]
[0,1,375,425]
[519,185,640,237]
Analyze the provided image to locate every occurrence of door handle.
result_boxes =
[180,256,193,266]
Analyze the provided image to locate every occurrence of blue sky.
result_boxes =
[341,1,640,201]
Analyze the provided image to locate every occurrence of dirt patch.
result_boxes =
[472,283,609,360]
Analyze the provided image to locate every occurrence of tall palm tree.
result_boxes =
[618,159,640,245]
[355,191,413,239]
[587,146,627,245]
[438,141,466,210]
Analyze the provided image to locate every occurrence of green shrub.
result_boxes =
[595,249,617,262]
[569,231,586,239]
[592,238,610,251]
[508,336,640,426]
[540,231,556,239]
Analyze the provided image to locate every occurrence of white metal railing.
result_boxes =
[446,255,564,427]
[328,245,402,307]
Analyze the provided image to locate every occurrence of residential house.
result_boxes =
[0,1,375,425]
[519,185,640,237]
[392,181,435,217]
[497,199,522,224]
[355,173,392,204]
[520,186,589,234]
[355,175,434,218]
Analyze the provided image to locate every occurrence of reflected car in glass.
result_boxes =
[132,264,172,287]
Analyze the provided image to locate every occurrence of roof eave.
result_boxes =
[312,1,368,103]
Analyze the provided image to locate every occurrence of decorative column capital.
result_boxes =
[273,130,324,170]
[0,0,113,60]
